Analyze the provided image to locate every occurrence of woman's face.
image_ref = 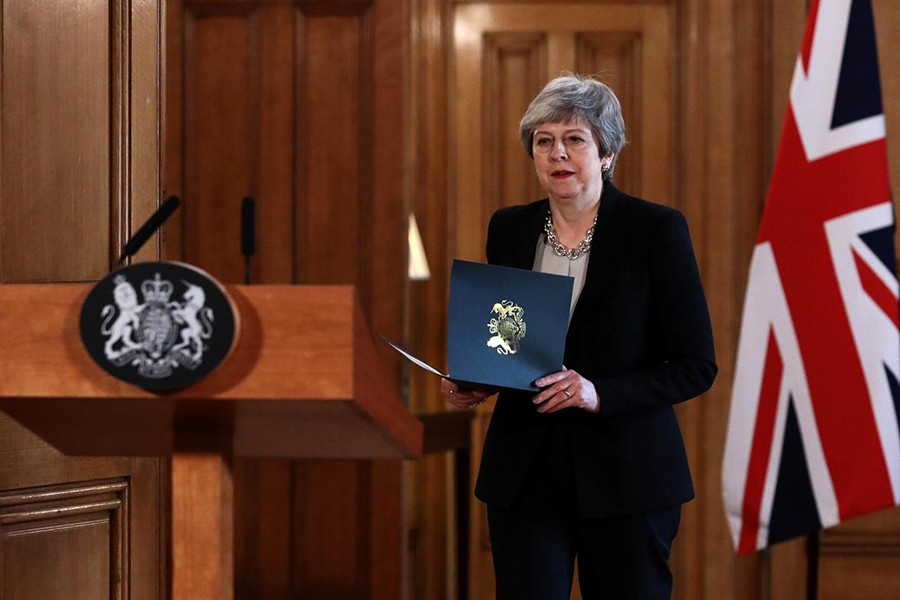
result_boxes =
[531,120,610,206]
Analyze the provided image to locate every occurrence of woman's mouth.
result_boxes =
[551,170,574,178]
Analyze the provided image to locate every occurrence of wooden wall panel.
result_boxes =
[0,0,165,597]
[293,4,406,596]
[0,480,127,600]
[0,0,110,282]
[482,32,546,217]
[169,1,296,283]
[818,555,900,600]
[293,461,366,594]
[296,10,366,288]
[816,501,900,596]
[681,0,761,595]
[233,459,292,598]
[575,32,642,195]
[406,0,455,597]
[818,508,900,599]
[167,0,409,597]
[0,383,164,600]
[4,523,112,599]
[874,0,900,202]
[180,6,257,278]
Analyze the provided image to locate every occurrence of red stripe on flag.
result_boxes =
[738,329,783,554]
[853,249,900,329]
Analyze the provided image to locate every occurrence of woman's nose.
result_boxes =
[550,141,567,161]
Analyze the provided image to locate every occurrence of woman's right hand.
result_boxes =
[441,378,492,410]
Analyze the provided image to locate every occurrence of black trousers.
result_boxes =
[485,428,681,599]
[487,503,680,599]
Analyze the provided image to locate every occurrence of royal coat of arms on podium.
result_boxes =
[80,261,237,390]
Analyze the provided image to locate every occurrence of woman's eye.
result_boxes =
[568,136,585,144]
[535,137,551,146]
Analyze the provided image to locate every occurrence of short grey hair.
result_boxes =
[519,74,626,180]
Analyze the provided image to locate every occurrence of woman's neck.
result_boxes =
[548,192,601,247]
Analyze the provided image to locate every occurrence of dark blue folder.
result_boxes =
[381,259,573,391]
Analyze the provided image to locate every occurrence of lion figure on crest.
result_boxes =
[101,276,144,361]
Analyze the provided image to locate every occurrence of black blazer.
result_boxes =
[474,183,717,517]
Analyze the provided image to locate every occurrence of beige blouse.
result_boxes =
[532,236,590,323]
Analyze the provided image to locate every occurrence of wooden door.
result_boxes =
[0,0,165,599]
[452,3,673,261]
[165,0,410,597]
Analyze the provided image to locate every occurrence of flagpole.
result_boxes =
[806,532,820,600]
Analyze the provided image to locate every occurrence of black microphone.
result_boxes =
[241,197,256,257]
[117,195,181,266]
[241,197,256,284]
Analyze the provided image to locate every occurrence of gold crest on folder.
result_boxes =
[487,300,527,355]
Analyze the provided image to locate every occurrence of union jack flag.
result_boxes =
[723,0,900,554]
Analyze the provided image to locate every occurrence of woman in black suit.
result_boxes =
[441,75,716,599]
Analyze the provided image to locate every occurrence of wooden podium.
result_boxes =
[0,283,423,599]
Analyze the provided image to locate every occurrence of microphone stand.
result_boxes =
[117,195,181,266]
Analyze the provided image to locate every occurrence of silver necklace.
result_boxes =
[544,210,597,260]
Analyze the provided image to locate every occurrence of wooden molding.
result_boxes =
[0,479,129,599]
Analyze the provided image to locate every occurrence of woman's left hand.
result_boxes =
[533,367,600,414]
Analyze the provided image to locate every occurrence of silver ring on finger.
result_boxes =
[563,389,572,399]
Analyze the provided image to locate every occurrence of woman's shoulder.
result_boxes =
[488,198,549,238]
[491,198,549,223]
[601,190,688,241]
[613,188,685,224]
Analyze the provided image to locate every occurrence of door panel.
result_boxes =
[0,0,165,598]
[1,480,124,600]
[453,3,672,262]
